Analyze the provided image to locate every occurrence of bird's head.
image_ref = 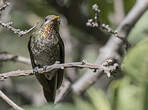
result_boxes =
[42,15,60,32]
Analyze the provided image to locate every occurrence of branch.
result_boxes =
[55,79,72,104]
[0,60,119,80]
[55,58,119,103]
[0,2,9,12]
[0,21,37,37]
[0,0,13,32]
[86,4,130,48]
[0,52,31,64]
[72,0,148,95]
[0,90,24,110]
[113,0,125,25]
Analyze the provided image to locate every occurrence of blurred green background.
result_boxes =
[0,0,148,110]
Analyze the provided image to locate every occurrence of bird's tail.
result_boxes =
[38,74,58,103]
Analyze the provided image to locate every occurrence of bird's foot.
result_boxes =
[33,66,39,74]
[43,65,48,72]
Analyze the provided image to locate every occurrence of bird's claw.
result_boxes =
[33,66,39,74]
[43,65,48,72]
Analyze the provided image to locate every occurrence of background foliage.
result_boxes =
[0,0,148,110]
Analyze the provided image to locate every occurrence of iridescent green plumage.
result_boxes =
[28,15,64,103]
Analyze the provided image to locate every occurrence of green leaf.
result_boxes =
[75,97,94,110]
[116,77,144,110]
[87,88,111,110]
[123,38,148,83]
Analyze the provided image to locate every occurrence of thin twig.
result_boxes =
[0,52,31,64]
[86,4,130,48]
[0,59,119,80]
[0,21,37,37]
[0,2,10,11]
[0,90,24,110]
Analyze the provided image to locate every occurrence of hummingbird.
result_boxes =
[28,15,64,103]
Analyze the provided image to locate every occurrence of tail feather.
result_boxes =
[57,69,64,89]
[36,73,57,103]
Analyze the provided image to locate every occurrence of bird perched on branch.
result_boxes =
[28,15,65,103]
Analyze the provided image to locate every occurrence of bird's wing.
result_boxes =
[56,32,65,89]
[28,36,36,68]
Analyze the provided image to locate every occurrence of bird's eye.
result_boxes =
[44,18,48,22]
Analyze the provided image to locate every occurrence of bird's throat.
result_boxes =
[42,24,54,38]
